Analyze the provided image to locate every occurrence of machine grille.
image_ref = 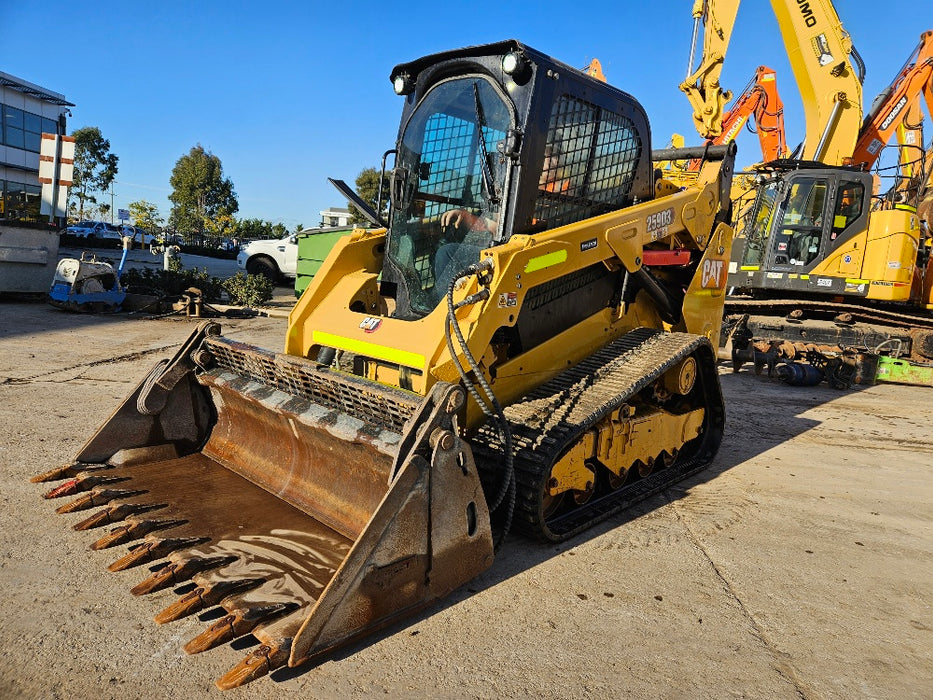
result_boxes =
[204,336,421,433]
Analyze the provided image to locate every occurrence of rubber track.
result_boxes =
[726,297,933,330]
[473,329,724,542]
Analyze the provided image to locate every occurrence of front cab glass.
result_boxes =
[386,76,513,317]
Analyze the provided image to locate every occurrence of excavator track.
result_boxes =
[725,297,933,331]
[474,328,725,542]
[725,296,933,364]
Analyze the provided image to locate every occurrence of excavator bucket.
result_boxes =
[33,321,493,689]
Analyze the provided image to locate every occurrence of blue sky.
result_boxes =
[3,1,927,231]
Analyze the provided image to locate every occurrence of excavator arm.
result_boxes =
[681,0,864,165]
[725,66,788,162]
[851,30,933,170]
[681,0,741,139]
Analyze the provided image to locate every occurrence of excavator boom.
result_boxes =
[682,0,864,164]
[851,30,933,170]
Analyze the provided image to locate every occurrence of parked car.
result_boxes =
[119,224,156,246]
[237,231,298,282]
[64,220,123,243]
[64,220,98,235]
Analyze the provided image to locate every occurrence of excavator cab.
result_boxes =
[729,163,914,299]
[739,167,869,268]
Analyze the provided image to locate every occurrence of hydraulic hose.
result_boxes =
[444,259,515,550]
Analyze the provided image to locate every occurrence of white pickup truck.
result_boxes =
[236,232,298,282]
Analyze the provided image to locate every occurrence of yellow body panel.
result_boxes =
[549,403,705,495]
[285,166,734,432]
[808,208,920,301]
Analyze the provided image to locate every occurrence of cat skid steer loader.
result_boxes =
[34,41,736,689]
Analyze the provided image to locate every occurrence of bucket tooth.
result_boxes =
[42,474,127,499]
[73,503,166,531]
[131,555,237,596]
[216,638,292,690]
[108,536,209,572]
[184,603,297,655]
[55,488,145,514]
[32,463,108,483]
[154,578,265,624]
[90,519,186,550]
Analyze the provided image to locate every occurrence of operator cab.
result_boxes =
[733,162,871,292]
[381,40,654,319]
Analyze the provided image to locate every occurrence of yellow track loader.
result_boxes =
[34,40,736,689]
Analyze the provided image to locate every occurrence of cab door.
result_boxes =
[767,175,829,272]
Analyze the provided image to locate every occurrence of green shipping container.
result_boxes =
[295,227,353,297]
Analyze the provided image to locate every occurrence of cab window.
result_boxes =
[773,178,827,268]
[830,181,864,241]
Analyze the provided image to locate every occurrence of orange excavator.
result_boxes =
[716,65,788,163]
[851,30,933,171]
[662,65,789,181]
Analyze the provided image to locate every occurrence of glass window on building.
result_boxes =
[24,112,41,152]
[24,111,41,133]
[1,181,41,222]
[23,183,41,221]
[1,106,56,152]
[3,105,25,149]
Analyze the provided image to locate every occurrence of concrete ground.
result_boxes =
[0,299,930,699]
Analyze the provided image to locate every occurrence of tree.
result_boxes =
[128,199,164,234]
[234,218,290,241]
[168,144,238,241]
[237,217,275,240]
[205,212,237,240]
[348,167,389,226]
[71,126,118,221]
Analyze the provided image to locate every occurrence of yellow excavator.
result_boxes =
[33,40,736,688]
[683,0,933,382]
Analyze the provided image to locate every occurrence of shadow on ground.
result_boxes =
[267,364,862,685]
